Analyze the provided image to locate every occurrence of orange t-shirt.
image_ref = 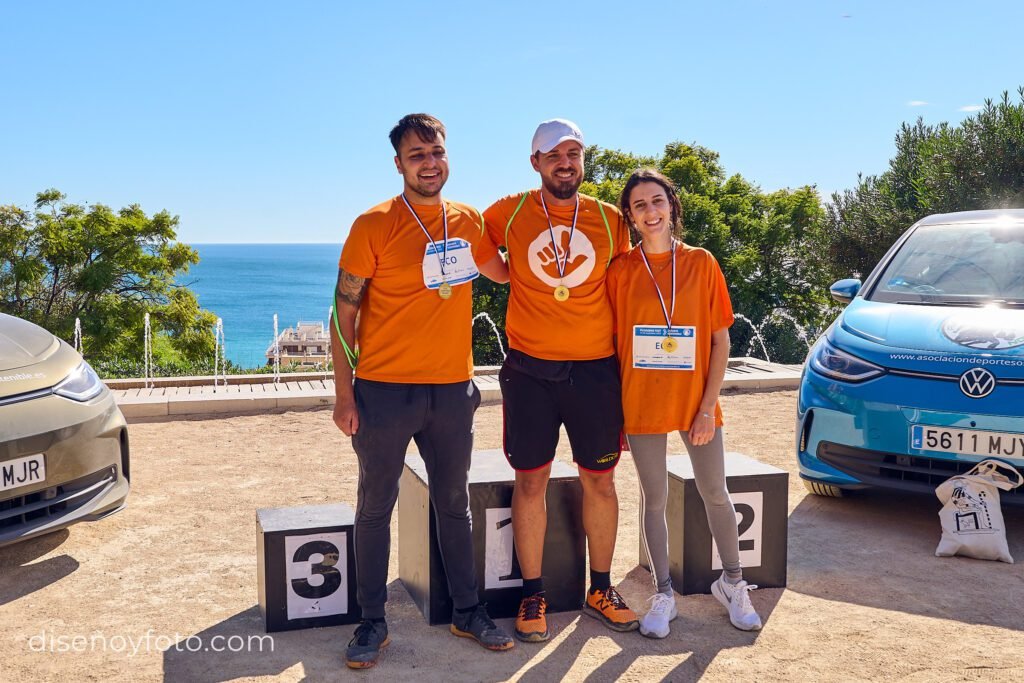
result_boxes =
[483,190,630,360]
[606,243,734,434]
[338,196,499,383]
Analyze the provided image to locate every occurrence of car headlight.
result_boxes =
[54,362,105,401]
[809,339,885,383]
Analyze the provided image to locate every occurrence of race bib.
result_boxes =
[633,325,696,370]
[422,238,479,290]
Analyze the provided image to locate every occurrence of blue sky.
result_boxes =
[2,1,1022,244]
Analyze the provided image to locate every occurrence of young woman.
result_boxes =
[606,169,762,638]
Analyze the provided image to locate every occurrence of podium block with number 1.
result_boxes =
[399,450,586,625]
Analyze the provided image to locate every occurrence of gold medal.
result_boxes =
[640,241,680,354]
[540,192,579,305]
[438,282,453,299]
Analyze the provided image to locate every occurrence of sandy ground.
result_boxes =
[2,389,1023,682]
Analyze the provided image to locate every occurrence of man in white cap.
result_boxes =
[482,119,638,642]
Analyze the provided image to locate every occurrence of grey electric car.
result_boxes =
[0,312,129,547]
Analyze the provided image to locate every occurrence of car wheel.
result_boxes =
[803,479,845,498]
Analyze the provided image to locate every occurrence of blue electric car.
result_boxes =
[797,210,1024,503]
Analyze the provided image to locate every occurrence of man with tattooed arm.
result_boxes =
[330,114,512,669]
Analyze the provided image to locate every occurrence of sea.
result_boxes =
[182,244,341,368]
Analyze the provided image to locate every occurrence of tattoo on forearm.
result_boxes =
[336,269,368,307]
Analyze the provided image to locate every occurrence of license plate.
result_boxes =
[1,454,46,494]
[910,425,1024,459]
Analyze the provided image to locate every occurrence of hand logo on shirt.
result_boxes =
[527,225,596,289]
[536,229,589,280]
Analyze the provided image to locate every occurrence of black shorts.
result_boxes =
[500,350,624,472]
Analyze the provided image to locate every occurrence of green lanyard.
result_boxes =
[505,191,615,266]
[331,299,359,369]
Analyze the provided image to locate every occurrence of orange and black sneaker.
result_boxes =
[514,594,549,642]
[584,586,639,632]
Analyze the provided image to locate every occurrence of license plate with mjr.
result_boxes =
[1,454,46,493]
[910,425,1024,459]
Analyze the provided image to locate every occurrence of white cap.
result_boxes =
[531,118,584,155]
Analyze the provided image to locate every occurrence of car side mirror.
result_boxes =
[830,278,862,305]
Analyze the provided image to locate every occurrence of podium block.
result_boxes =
[257,503,361,632]
[640,451,788,595]
[399,449,585,625]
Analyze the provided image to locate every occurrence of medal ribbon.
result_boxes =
[401,194,449,282]
[639,240,677,329]
[539,191,579,282]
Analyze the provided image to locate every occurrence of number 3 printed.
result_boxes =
[291,540,342,599]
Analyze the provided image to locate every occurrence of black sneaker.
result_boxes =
[345,620,390,669]
[450,604,515,651]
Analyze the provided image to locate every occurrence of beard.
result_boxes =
[541,171,581,200]
[405,170,448,199]
[409,181,443,198]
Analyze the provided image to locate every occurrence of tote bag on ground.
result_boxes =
[935,458,1023,563]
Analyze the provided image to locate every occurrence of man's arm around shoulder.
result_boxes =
[478,252,509,284]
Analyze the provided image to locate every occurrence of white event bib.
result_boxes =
[632,325,696,370]
[422,238,479,290]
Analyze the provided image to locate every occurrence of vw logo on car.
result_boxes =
[959,368,996,398]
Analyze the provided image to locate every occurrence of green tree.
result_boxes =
[472,275,509,366]
[0,190,216,372]
[823,87,1024,283]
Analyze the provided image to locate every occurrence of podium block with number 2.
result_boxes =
[640,451,788,595]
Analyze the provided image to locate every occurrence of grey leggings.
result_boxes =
[628,429,741,594]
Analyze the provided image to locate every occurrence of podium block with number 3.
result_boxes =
[257,503,361,632]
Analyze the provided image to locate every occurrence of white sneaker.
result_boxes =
[638,592,678,639]
[711,575,762,631]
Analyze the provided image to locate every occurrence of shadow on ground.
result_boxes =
[510,564,784,683]
[0,530,77,607]
[786,487,1024,631]
[161,571,783,683]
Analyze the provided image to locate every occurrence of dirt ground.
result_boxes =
[2,389,1023,682]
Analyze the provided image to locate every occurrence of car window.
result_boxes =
[869,222,1024,305]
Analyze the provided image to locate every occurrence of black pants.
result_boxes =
[351,378,482,618]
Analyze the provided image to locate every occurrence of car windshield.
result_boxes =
[869,221,1024,305]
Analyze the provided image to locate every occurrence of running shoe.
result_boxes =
[583,586,639,632]
[345,619,390,669]
[639,592,678,639]
[711,575,763,631]
[514,594,549,642]
[450,603,515,651]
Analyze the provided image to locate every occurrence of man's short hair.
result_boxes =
[389,114,446,154]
